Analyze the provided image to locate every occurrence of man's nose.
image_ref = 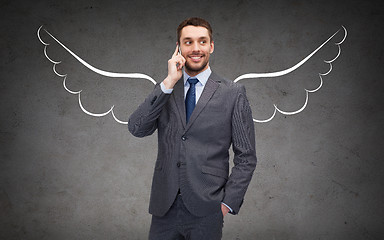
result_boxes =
[192,42,200,51]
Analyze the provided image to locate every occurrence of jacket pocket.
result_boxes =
[202,165,228,179]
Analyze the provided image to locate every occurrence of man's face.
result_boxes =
[179,26,214,76]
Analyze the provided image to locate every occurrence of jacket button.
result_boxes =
[177,162,181,167]
[181,136,186,141]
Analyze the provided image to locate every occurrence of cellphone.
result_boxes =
[176,45,182,69]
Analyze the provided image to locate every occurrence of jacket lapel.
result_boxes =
[184,74,220,132]
[173,77,187,129]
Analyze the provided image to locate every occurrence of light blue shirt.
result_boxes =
[182,67,211,103]
[160,67,233,213]
[160,66,211,104]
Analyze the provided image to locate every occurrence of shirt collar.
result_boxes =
[183,66,212,86]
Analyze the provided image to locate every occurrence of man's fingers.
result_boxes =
[175,55,185,70]
[173,44,179,57]
[170,44,185,70]
[177,55,185,64]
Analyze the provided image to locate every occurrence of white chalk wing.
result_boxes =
[38,25,347,125]
[37,26,157,124]
[234,26,347,123]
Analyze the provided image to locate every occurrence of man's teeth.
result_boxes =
[191,56,201,59]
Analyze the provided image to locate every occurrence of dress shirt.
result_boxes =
[160,66,212,104]
[182,67,211,104]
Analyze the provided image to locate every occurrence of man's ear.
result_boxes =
[210,41,214,54]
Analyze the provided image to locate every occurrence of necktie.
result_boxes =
[185,77,199,123]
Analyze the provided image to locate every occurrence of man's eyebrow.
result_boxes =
[181,36,209,40]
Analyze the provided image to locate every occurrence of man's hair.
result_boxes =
[177,17,213,44]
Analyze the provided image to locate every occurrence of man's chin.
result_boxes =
[185,63,208,75]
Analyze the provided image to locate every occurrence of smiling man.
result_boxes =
[128,17,257,240]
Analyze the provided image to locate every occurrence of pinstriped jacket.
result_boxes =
[128,72,257,217]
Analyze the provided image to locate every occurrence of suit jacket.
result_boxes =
[128,72,257,217]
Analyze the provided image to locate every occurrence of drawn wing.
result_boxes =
[37,26,156,124]
[234,26,347,123]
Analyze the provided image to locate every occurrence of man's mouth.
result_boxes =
[189,55,203,62]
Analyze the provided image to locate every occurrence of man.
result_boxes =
[128,17,257,240]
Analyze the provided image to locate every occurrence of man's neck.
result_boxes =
[183,66,211,86]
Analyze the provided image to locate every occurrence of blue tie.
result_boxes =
[185,77,199,123]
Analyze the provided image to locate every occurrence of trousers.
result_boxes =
[148,193,224,240]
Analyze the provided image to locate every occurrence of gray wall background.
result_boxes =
[1,0,383,239]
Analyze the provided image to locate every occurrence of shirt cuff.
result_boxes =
[160,82,173,94]
[221,202,233,213]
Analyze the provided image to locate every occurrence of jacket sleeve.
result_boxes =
[128,83,171,138]
[223,85,257,215]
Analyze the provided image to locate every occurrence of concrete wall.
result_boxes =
[1,0,383,239]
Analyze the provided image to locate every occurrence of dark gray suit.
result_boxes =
[128,72,257,217]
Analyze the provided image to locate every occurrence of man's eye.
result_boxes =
[200,41,206,44]
[185,41,191,45]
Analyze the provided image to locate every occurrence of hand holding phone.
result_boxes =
[163,44,186,89]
